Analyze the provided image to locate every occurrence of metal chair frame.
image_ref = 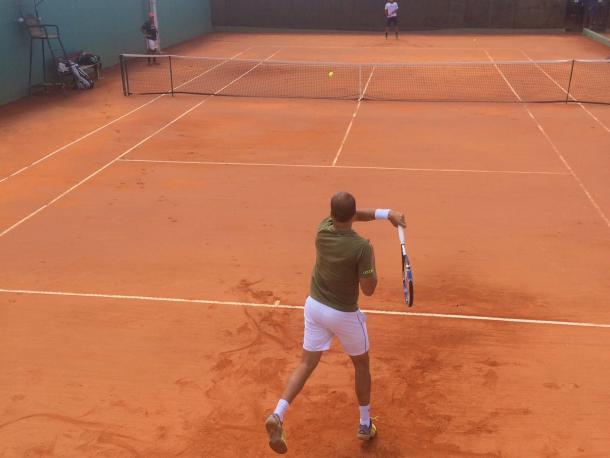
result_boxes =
[24,14,68,93]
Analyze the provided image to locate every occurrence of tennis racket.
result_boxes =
[397,226,414,306]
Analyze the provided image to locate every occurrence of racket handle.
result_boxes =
[397,226,405,244]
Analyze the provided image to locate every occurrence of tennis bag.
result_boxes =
[56,59,71,75]
[56,59,94,90]
[69,60,94,90]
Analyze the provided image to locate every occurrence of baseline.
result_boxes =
[2,287,609,329]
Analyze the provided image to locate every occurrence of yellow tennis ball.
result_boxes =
[328,71,334,78]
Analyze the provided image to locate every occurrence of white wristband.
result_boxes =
[374,209,391,220]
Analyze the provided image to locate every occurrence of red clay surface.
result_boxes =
[4,160,609,322]
[2,294,610,457]
[1,31,610,457]
[127,97,357,165]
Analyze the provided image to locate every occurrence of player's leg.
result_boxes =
[333,309,376,440]
[265,297,332,454]
[350,351,375,440]
[150,40,159,65]
[146,40,154,64]
[265,349,322,454]
[280,349,323,403]
[395,22,399,39]
[280,297,332,402]
[385,18,389,39]
[350,351,371,406]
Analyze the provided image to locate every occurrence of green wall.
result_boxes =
[0,0,212,105]
[212,0,569,31]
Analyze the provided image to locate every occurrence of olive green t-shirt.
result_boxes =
[309,217,375,312]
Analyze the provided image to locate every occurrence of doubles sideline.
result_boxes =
[483,49,610,231]
[0,49,281,239]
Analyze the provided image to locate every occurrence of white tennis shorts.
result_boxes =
[146,39,157,50]
[303,296,369,356]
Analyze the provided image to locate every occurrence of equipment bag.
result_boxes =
[69,60,94,89]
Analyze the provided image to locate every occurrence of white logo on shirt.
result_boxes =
[385,2,398,17]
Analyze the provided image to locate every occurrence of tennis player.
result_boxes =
[385,1,399,39]
[265,192,406,454]
[140,12,159,65]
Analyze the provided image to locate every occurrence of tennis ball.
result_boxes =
[328,71,334,78]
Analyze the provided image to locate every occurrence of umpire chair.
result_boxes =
[24,14,68,93]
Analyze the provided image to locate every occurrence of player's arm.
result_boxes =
[359,241,377,296]
[355,208,406,227]
[360,273,377,296]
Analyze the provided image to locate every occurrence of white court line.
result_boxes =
[519,50,610,135]
[0,50,281,239]
[172,49,252,90]
[118,158,569,176]
[0,97,161,184]
[0,50,251,185]
[332,67,375,166]
[1,287,609,329]
[210,40,522,51]
[483,49,610,231]
[482,49,523,102]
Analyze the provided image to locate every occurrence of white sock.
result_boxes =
[359,405,371,426]
[274,399,290,422]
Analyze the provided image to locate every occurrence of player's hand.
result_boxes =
[389,210,406,228]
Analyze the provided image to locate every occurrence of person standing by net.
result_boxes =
[264,192,406,454]
[385,0,399,39]
[141,12,159,65]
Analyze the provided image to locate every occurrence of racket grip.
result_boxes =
[397,226,405,244]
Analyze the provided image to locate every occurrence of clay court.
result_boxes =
[1,30,610,457]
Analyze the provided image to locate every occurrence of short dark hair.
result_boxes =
[330,192,356,223]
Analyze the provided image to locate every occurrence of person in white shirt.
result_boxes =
[385,1,399,39]
[141,12,159,65]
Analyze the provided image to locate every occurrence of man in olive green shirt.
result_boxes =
[265,192,406,454]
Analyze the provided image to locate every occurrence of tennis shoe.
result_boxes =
[357,419,377,441]
[265,413,288,454]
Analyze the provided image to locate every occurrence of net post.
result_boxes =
[358,65,362,99]
[119,55,125,96]
[566,59,575,104]
[120,54,130,96]
[169,55,174,97]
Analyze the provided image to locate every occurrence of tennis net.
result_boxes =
[120,54,610,104]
